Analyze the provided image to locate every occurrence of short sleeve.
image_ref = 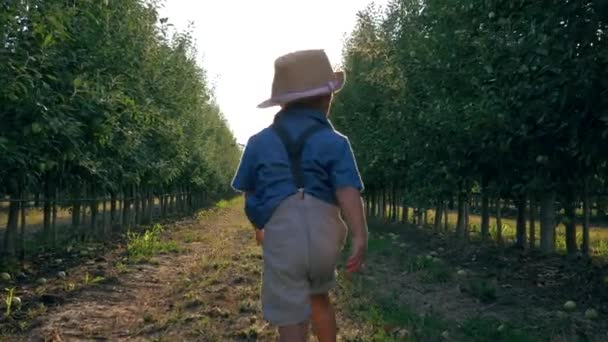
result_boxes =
[330,137,364,191]
[231,138,256,192]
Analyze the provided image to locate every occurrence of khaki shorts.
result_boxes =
[261,192,347,326]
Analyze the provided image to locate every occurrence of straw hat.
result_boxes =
[257,49,345,108]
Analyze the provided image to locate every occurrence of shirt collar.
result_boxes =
[274,106,334,129]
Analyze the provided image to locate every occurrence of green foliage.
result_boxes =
[0,0,241,256]
[333,0,608,251]
[126,224,180,262]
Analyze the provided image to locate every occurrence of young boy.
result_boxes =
[231,49,368,342]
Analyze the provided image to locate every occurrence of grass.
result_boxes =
[334,224,561,341]
[126,224,181,263]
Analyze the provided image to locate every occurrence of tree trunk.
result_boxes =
[19,200,26,261]
[172,194,177,214]
[51,189,58,247]
[122,189,131,229]
[160,194,165,218]
[496,199,503,245]
[3,197,20,258]
[367,192,372,218]
[90,195,98,238]
[400,193,407,223]
[187,191,192,213]
[102,197,108,236]
[147,193,154,222]
[391,185,398,222]
[43,179,52,243]
[443,202,449,231]
[135,188,141,225]
[582,181,590,256]
[110,192,117,226]
[540,191,556,253]
[481,191,490,241]
[81,197,87,237]
[141,190,148,223]
[434,201,442,232]
[423,209,428,226]
[456,192,466,238]
[72,186,81,233]
[387,187,393,221]
[516,196,527,249]
[564,195,577,256]
[381,188,387,220]
[164,194,169,218]
[529,199,536,249]
[464,201,470,239]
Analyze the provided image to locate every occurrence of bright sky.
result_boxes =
[159,0,386,144]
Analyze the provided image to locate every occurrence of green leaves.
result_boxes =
[0,0,239,198]
[331,0,608,206]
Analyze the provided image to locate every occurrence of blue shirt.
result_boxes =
[231,106,364,229]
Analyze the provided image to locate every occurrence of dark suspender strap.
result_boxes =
[272,122,327,189]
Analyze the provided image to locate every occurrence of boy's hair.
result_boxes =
[284,94,332,112]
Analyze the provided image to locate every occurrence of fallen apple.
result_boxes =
[585,308,598,319]
[563,301,576,311]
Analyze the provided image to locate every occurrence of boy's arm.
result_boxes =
[244,191,264,245]
[336,187,367,273]
[232,139,262,244]
[331,137,367,273]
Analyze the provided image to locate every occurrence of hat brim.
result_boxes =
[257,71,345,109]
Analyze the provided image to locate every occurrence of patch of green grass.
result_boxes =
[182,231,203,243]
[368,236,393,256]
[215,199,231,209]
[460,316,537,342]
[126,224,181,263]
[405,255,452,283]
[459,277,498,303]
[26,303,47,320]
[192,315,220,339]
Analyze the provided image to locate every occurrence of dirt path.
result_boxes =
[3,200,608,341]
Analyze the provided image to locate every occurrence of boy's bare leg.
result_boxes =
[311,293,337,342]
[278,321,310,342]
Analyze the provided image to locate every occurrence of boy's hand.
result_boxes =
[346,238,366,273]
[255,229,264,245]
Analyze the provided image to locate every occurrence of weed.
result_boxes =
[26,303,47,320]
[143,312,156,324]
[115,261,129,273]
[126,224,181,263]
[63,281,77,292]
[83,272,104,286]
[4,287,15,317]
